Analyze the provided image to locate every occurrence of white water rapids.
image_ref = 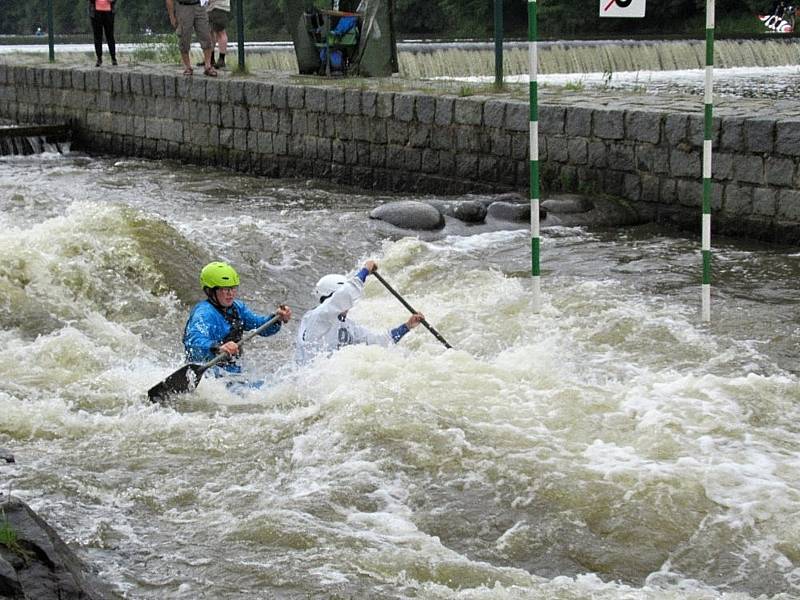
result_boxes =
[0,152,799,599]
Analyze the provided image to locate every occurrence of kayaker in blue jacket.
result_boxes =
[183,261,292,374]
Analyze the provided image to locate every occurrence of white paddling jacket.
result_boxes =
[294,270,409,365]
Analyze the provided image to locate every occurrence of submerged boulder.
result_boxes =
[0,497,118,600]
[541,194,594,214]
[487,201,531,222]
[369,201,445,230]
[425,199,487,223]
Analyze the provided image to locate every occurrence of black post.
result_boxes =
[236,0,245,70]
[494,0,503,89]
[47,0,55,62]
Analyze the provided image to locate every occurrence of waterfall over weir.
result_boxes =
[0,124,70,156]
[397,38,800,79]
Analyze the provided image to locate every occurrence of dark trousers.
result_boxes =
[90,12,116,60]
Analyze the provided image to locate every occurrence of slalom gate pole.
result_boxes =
[702,0,715,322]
[529,0,541,312]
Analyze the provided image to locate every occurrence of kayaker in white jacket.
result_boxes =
[295,260,424,365]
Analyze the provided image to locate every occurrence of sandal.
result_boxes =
[203,66,218,77]
[182,67,193,76]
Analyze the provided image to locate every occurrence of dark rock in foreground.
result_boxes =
[0,449,14,464]
[0,497,119,600]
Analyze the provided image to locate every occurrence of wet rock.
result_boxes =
[0,497,119,600]
[425,199,487,223]
[0,449,13,463]
[369,201,445,230]
[542,195,645,227]
[541,194,594,214]
[487,201,531,222]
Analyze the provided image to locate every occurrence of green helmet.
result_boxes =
[200,262,240,289]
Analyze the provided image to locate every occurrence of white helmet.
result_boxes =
[314,274,346,302]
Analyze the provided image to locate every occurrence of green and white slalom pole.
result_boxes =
[702,0,715,322]
[529,0,541,311]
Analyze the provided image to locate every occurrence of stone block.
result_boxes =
[286,85,304,109]
[640,174,660,202]
[306,87,326,113]
[292,110,308,135]
[454,98,482,125]
[190,79,206,102]
[416,95,436,124]
[744,118,775,153]
[777,189,800,220]
[725,183,754,216]
[626,110,661,143]
[765,156,795,187]
[243,81,261,106]
[408,123,430,148]
[323,88,342,114]
[490,131,511,157]
[262,110,279,132]
[593,109,624,140]
[334,115,352,140]
[270,84,287,109]
[456,127,480,153]
[344,89,361,115]
[677,179,702,207]
[565,107,592,137]
[421,148,438,173]
[607,143,635,171]
[258,84,272,107]
[623,173,641,201]
[547,137,568,162]
[711,152,734,180]
[362,91,377,117]
[587,140,607,169]
[353,116,370,141]
[719,117,744,152]
[752,188,778,217]
[670,147,699,178]
[539,105,565,135]
[479,156,498,182]
[664,113,689,146]
[567,138,587,164]
[403,147,422,171]
[394,93,415,122]
[456,154,478,179]
[376,92,393,118]
[776,119,800,157]
[431,126,454,150]
[370,146,386,168]
[387,120,409,145]
[731,155,763,184]
[505,102,528,132]
[688,114,720,148]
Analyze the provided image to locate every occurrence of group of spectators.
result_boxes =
[87,0,230,76]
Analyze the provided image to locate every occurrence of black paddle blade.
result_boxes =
[148,364,205,403]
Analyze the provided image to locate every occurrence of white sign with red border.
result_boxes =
[600,0,646,18]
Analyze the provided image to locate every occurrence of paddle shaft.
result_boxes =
[370,271,453,349]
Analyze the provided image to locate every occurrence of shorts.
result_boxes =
[208,8,229,33]
[175,2,212,53]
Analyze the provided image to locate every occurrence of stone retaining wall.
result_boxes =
[1,64,799,243]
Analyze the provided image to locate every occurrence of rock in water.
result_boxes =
[0,498,119,599]
[541,194,594,214]
[425,200,487,223]
[369,201,445,230]
[487,201,531,222]
[0,449,14,463]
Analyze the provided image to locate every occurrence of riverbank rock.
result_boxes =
[0,497,119,600]
[369,201,445,230]
[542,195,645,227]
[0,449,14,463]
[541,194,594,214]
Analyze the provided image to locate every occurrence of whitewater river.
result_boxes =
[1,149,799,599]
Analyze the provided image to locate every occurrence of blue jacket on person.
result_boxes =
[183,299,282,373]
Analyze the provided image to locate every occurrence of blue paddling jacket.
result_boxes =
[183,299,282,373]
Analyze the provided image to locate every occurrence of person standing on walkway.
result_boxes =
[88,0,117,67]
[197,0,230,69]
[165,0,218,77]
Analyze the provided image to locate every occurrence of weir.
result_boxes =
[0,123,70,155]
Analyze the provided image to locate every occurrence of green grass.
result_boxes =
[0,508,32,562]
